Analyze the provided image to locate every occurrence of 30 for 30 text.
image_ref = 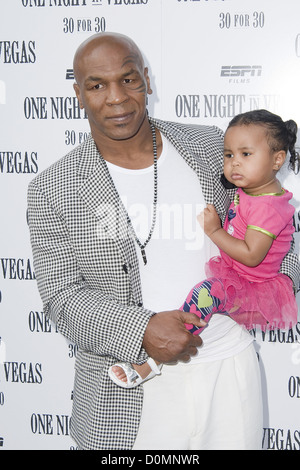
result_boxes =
[63,16,106,33]
[219,11,265,29]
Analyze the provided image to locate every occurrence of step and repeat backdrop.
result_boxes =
[0,0,300,450]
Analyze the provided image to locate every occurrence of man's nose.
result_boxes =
[106,83,129,106]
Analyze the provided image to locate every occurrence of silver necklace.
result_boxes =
[101,123,158,265]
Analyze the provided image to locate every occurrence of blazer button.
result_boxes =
[122,264,128,274]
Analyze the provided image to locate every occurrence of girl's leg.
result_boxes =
[181,278,227,335]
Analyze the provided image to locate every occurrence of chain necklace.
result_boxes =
[100,123,158,265]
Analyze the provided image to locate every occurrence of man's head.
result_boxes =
[73,32,152,143]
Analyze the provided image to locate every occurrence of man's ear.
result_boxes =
[145,67,153,96]
[73,83,84,109]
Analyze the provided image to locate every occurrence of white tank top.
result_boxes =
[106,134,252,362]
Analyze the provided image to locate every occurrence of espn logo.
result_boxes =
[221,66,262,77]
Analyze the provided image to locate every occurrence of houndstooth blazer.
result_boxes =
[27,117,300,450]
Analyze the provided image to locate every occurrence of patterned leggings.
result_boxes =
[181,278,228,334]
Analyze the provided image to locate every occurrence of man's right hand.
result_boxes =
[142,310,205,364]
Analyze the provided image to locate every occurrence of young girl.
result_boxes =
[108,109,300,388]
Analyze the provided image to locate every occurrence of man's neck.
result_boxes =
[92,119,162,170]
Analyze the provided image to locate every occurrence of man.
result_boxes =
[27,33,299,450]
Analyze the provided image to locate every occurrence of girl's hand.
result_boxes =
[197,204,221,237]
[198,205,274,267]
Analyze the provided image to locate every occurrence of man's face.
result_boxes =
[73,38,151,143]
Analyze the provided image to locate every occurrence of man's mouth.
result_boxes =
[106,112,134,123]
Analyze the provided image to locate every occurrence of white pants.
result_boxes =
[133,343,263,450]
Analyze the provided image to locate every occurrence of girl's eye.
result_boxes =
[224,153,233,158]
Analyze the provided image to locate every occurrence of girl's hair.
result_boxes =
[227,109,300,174]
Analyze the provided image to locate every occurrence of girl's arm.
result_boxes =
[198,204,273,267]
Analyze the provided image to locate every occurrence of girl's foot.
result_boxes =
[108,358,162,389]
[111,361,151,384]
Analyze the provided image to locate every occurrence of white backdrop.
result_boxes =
[0,0,299,451]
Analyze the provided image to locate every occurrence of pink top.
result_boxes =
[221,187,295,283]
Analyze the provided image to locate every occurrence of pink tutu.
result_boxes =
[206,256,298,331]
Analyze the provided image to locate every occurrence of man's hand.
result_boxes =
[142,310,205,364]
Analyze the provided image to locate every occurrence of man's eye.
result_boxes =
[93,83,103,90]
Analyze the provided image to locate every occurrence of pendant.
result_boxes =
[227,224,234,236]
[234,193,240,207]
[141,248,147,265]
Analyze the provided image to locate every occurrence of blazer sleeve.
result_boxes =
[27,181,154,365]
[280,242,300,294]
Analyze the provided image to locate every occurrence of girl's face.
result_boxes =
[223,124,284,194]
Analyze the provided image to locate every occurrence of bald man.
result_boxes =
[27,33,297,450]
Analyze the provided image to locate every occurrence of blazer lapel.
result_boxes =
[150,117,231,220]
[150,118,214,200]
[77,136,142,303]
[77,136,127,241]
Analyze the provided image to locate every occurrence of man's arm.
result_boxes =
[280,249,300,294]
